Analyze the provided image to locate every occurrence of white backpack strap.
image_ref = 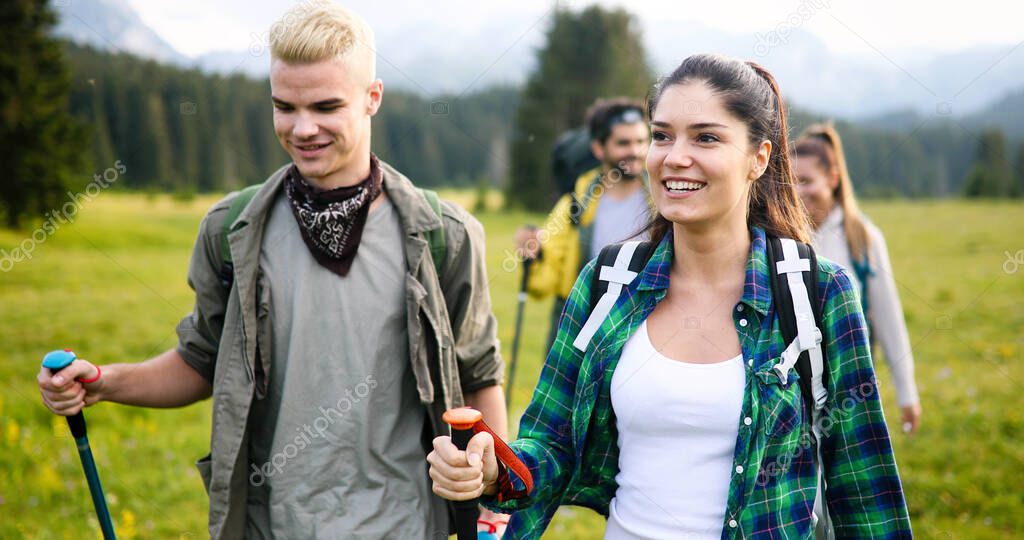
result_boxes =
[773,239,827,409]
[774,238,833,538]
[573,241,642,352]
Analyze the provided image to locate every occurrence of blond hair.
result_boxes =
[794,122,871,262]
[269,1,376,83]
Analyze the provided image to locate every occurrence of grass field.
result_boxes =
[1,192,1022,538]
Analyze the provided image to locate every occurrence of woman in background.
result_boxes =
[794,123,923,434]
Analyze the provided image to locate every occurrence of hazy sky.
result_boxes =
[128,0,1023,58]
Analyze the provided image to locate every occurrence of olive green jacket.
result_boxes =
[175,160,504,538]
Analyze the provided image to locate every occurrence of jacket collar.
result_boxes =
[231,164,290,235]
[636,226,772,316]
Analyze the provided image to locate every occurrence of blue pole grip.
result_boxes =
[41,349,118,539]
[42,350,89,437]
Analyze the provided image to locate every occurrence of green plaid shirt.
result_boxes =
[486,227,911,539]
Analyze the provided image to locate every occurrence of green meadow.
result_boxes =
[0,192,1021,538]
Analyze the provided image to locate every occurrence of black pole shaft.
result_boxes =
[449,426,480,540]
[506,258,532,409]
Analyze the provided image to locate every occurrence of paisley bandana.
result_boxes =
[283,154,383,277]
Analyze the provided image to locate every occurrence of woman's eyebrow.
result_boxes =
[689,122,728,130]
[650,120,728,130]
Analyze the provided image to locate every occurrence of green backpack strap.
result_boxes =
[218,185,446,286]
[219,183,262,287]
[418,188,447,278]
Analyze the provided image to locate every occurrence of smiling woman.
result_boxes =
[428,53,913,540]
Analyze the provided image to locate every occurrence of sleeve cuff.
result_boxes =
[460,377,503,396]
[177,345,214,384]
[489,458,530,503]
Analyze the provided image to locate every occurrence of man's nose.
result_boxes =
[293,112,319,138]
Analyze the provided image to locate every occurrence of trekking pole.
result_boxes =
[505,256,533,410]
[42,349,117,540]
[442,407,484,540]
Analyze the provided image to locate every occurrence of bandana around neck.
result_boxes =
[283,154,383,277]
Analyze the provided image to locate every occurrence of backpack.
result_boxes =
[552,128,601,227]
[217,184,447,289]
[551,127,599,196]
[574,236,834,538]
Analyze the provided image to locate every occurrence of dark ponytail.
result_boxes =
[743,60,811,243]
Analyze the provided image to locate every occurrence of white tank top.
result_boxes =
[605,321,745,540]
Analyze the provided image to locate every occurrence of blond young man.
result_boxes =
[37,2,508,537]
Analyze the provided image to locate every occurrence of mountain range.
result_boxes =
[54,0,1022,132]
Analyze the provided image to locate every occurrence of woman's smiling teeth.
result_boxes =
[665,179,706,192]
[297,142,330,151]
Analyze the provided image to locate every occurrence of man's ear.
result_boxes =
[590,140,606,163]
[366,79,383,117]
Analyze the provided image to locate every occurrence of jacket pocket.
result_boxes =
[420,302,459,404]
[405,274,437,404]
[755,363,804,439]
[196,453,213,495]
